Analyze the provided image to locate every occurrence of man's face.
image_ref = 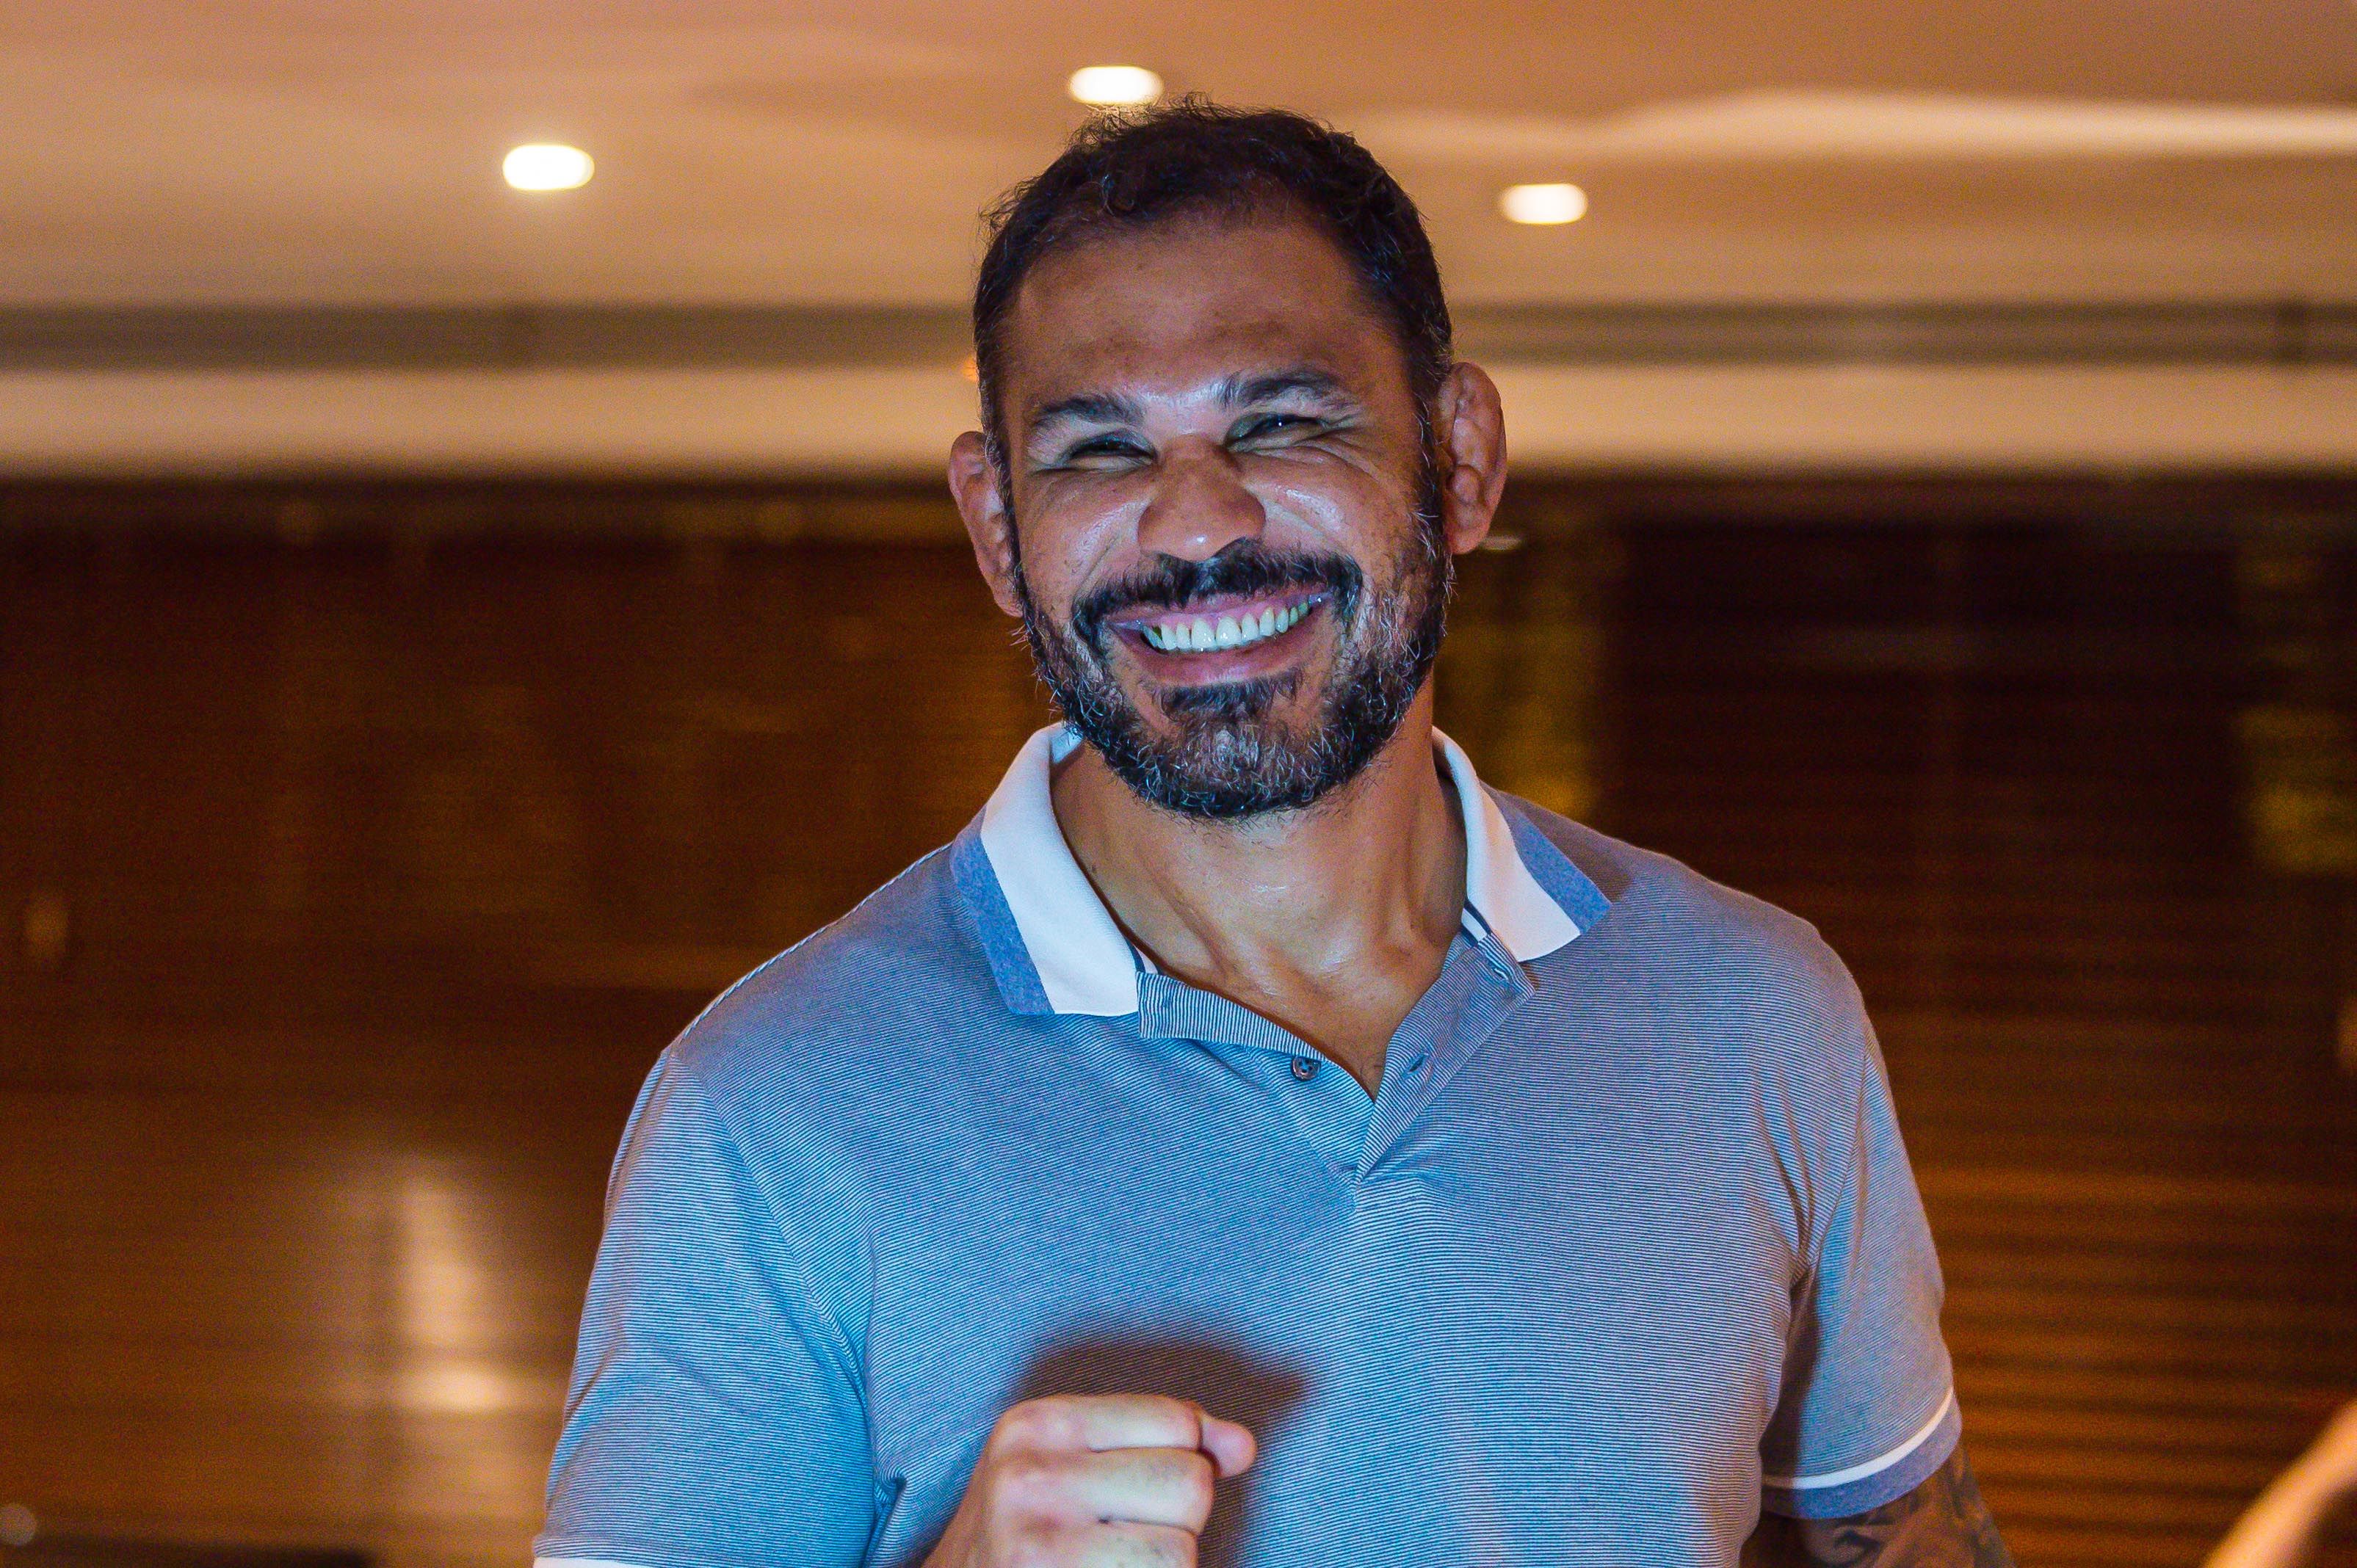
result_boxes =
[977,211,1452,819]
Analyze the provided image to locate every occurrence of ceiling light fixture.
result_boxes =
[1500,183,1587,225]
[504,143,595,192]
[1068,65,1163,107]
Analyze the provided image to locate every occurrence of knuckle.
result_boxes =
[1007,1395,1083,1449]
[1145,1393,1199,1429]
[994,1395,1079,1452]
[1172,1452,1216,1519]
[993,1399,1048,1445]
[1002,1520,1065,1567]
[1173,1399,1210,1452]
[995,1452,1068,1511]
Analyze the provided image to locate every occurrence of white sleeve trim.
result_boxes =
[1763,1387,1955,1490]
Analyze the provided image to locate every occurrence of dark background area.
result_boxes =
[4,477,2354,1568]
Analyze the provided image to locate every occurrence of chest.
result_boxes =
[847,1026,1804,1566]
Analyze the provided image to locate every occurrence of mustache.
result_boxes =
[1069,541,1364,649]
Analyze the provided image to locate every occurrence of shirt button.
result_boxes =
[1407,1053,1430,1074]
[1292,1057,1319,1081]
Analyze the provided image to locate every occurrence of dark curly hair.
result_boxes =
[971,98,1453,469]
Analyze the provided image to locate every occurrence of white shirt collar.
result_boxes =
[977,724,1585,1017]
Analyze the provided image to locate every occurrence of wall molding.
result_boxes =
[3,300,2353,371]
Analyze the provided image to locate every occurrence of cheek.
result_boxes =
[1252,461,1421,561]
[1018,479,1152,603]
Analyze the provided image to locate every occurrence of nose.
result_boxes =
[1134,436,1267,562]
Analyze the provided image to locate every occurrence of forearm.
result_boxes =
[2204,1469,2338,1568]
[1743,1446,2015,1568]
[2204,1401,2357,1568]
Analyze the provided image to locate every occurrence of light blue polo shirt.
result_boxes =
[537,726,1959,1568]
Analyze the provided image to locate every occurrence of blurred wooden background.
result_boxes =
[2,478,2353,1568]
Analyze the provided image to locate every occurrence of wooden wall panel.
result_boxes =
[1597,509,2357,1568]
[1,482,2351,1567]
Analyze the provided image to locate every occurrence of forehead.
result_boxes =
[1000,211,1406,407]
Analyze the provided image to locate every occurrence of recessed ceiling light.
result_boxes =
[1068,65,1163,107]
[1500,182,1587,225]
[504,143,595,192]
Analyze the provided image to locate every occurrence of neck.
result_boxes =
[1050,687,1466,1008]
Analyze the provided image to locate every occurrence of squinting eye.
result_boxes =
[1237,413,1314,441]
[1066,437,1147,462]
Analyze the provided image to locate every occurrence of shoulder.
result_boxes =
[656,841,1003,1121]
[1499,794,1873,1084]
[1510,794,1857,1000]
[1499,798,1894,1228]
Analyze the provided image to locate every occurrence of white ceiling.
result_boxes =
[4,0,2356,309]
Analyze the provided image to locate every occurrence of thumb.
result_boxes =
[1197,1412,1257,1479]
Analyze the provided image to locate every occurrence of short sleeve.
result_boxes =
[1759,1004,1960,1519]
[536,1050,875,1568]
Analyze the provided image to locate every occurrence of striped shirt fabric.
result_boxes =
[537,726,1959,1568]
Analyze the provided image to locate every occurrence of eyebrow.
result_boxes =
[1026,368,1353,446]
[1215,369,1349,407]
[1026,391,1145,440]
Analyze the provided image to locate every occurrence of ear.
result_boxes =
[1431,362,1508,557]
[949,429,1024,618]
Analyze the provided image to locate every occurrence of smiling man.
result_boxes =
[536,103,2013,1568]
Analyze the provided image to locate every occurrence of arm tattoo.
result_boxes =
[1741,1446,2016,1568]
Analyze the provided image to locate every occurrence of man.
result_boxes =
[537,102,2013,1568]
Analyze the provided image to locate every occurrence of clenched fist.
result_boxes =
[922,1393,1258,1568]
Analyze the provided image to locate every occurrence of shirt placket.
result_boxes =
[1134,926,1533,1180]
[1355,926,1532,1175]
[1137,974,1372,1173]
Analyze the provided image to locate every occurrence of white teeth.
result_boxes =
[1142,599,1313,653]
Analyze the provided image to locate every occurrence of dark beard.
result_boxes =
[1013,464,1452,820]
